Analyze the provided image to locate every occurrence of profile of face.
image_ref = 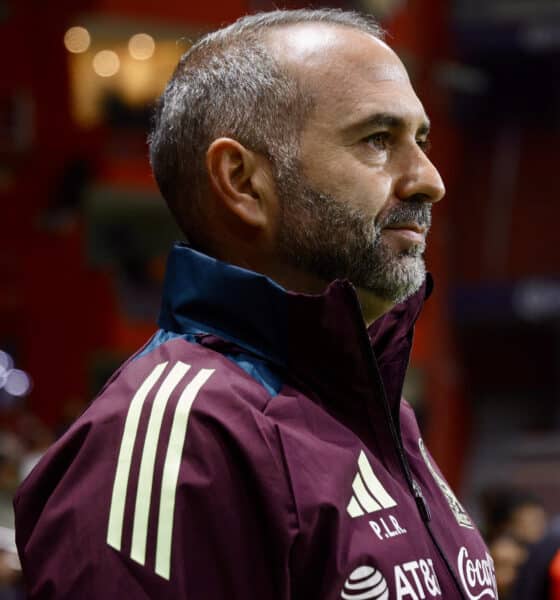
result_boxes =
[271,24,445,304]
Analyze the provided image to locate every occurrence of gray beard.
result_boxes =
[274,161,431,305]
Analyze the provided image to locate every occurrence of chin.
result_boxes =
[361,256,426,305]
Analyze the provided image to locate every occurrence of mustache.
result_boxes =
[378,202,432,230]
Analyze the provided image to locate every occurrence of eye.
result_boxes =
[417,137,432,154]
[365,132,390,151]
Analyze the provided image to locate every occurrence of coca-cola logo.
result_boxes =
[457,546,497,600]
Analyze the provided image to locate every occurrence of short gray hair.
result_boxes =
[149,9,384,243]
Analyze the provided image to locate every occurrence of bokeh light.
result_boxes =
[92,50,120,77]
[4,369,32,397]
[0,351,13,375]
[64,26,91,54]
[128,33,155,60]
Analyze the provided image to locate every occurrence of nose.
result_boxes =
[395,145,446,204]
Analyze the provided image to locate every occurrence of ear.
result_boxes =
[206,137,272,228]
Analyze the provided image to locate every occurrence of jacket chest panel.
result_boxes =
[277,423,472,599]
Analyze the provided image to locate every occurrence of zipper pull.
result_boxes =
[412,480,431,522]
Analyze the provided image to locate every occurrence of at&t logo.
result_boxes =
[341,566,389,600]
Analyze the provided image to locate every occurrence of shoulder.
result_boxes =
[15,332,286,522]
[17,333,291,516]
[91,332,278,432]
[15,335,296,596]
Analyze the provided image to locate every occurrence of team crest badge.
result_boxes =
[418,438,473,529]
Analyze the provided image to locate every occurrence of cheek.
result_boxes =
[310,160,393,214]
[299,136,395,213]
[342,170,393,219]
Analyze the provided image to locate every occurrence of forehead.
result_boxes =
[268,23,427,129]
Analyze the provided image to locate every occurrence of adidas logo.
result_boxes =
[346,450,397,518]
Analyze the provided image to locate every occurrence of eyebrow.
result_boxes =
[350,112,431,137]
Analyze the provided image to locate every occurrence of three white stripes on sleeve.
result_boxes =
[106,361,214,580]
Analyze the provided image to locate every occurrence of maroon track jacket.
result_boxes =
[14,244,496,599]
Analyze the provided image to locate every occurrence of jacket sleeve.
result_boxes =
[15,357,299,599]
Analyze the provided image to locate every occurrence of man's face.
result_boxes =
[269,25,445,304]
[274,156,432,305]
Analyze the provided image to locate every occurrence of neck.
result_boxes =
[355,288,394,327]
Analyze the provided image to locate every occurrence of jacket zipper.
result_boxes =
[348,292,468,600]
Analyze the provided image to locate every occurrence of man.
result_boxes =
[510,516,560,600]
[14,9,496,599]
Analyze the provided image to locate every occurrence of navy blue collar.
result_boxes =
[158,243,431,408]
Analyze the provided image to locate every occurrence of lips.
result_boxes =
[383,222,427,235]
[382,223,427,246]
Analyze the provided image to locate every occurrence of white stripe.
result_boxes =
[107,362,168,551]
[352,473,382,513]
[130,361,190,565]
[345,571,384,590]
[155,368,214,580]
[342,584,388,600]
[347,496,365,518]
[358,450,397,509]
